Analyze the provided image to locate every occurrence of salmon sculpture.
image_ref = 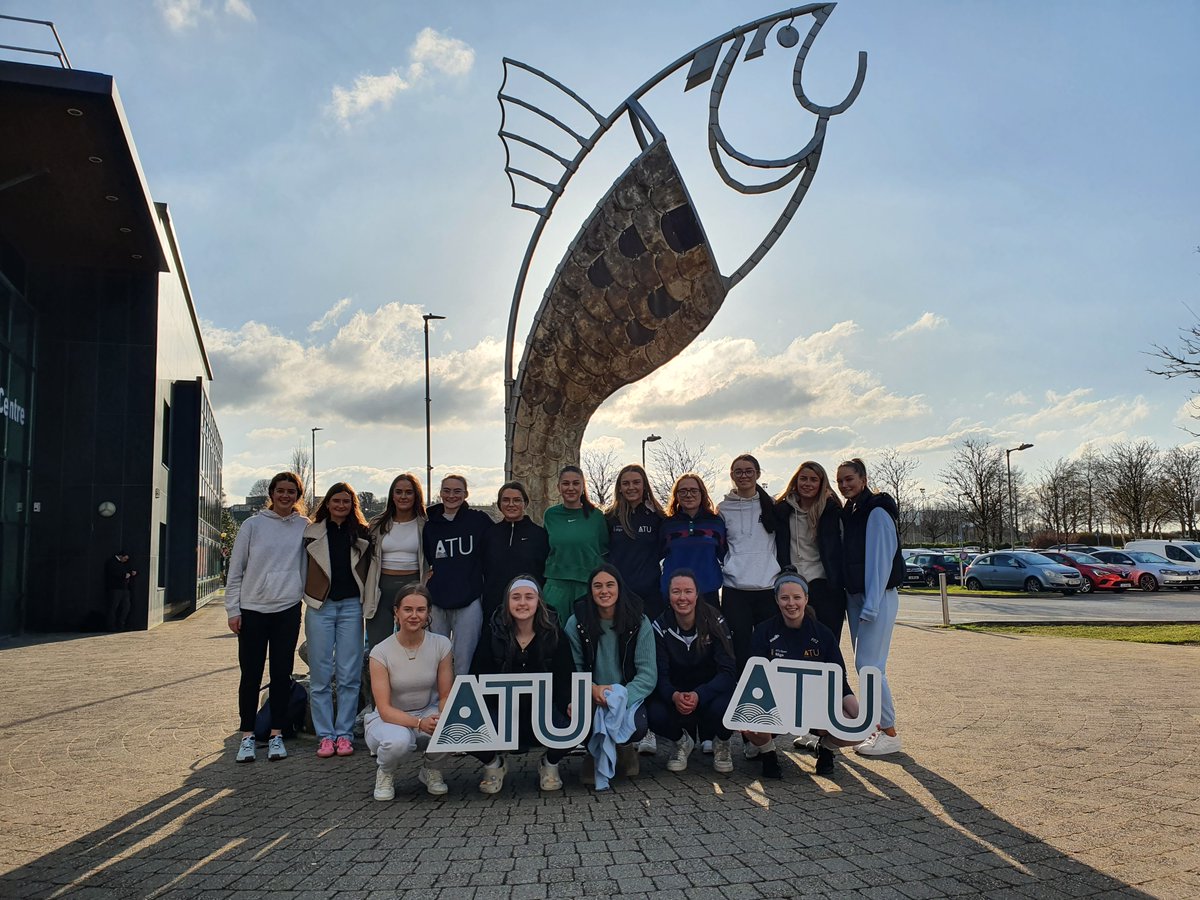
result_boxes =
[500,4,867,510]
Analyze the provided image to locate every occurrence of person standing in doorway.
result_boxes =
[104,551,136,631]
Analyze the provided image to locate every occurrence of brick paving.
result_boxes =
[1,604,1197,899]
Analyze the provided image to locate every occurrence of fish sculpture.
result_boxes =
[499,4,867,510]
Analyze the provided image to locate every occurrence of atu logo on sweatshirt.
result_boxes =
[428,673,594,753]
[723,657,881,742]
[434,536,475,559]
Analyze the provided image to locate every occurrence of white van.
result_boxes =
[1123,539,1200,566]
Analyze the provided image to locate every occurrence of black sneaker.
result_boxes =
[759,751,782,779]
[815,744,835,776]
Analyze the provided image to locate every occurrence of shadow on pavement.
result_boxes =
[0,738,1147,898]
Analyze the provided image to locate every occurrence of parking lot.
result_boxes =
[898,585,1200,625]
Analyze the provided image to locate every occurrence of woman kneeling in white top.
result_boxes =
[366,584,453,799]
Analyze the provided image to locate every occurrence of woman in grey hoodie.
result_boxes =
[718,454,782,672]
[225,471,309,764]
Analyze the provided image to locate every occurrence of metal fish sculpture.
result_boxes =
[499,4,867,510]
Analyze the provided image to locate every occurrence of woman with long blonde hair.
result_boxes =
[773,461,845,641]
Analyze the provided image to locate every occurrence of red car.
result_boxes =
[1039,551,1132,594]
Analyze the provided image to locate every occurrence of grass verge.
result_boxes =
[951,623,1200,645]
[902,586,1049,599]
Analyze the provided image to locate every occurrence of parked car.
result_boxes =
[908,552,962,587]
[1090,549,1200,592]
[1123,540,1200,568]
[903,559,926,586]
[902,548,935,560]
[1038,551,1132,594]
[963,551,1083,594]
[1045,543,1105,554]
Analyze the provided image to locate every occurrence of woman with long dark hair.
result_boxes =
[303,481,373,758]
[774,460,845,641]
[565,563,656,787]
[837,457,903,757]
[469,575,574,793]
[226,471,308,763]
[364,473,427,652]
[605,464,666,620]
[742,573,860,778]
[543,465,609,622]
[718,453,782,670]
[660,473,726,607]
[481,481,550,619]
[649,570,736,775]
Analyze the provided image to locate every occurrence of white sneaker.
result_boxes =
[419,766,448,795]
[700,739,713,755]
[267,735,287,761]
[637,732,657,755]
[792,731,820,752]
[479,756,506,794]
[666,732,695,773]
[235,735,256,763]
[538,755,563,791]
[374,767,395,801]
[744,736,774,759]
[712,738,733,774]
[855,730,902,756]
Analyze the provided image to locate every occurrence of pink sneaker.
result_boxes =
[316,737,335,758]
[335,736,354,757]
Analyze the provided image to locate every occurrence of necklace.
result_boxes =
[399,634,424,660]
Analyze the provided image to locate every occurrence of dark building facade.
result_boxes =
[0,59,222,633]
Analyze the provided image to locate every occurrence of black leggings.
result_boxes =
[806,578,847,645]
[647,691,733,741]
[237,604,302,733]
[722,587,778,670]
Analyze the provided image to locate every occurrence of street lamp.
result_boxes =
[641,433,661,469]
[1005,443,1033,548]
[311,427,323,507]
[423,313,447,500]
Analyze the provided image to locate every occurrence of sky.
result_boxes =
[7,1,1199,504]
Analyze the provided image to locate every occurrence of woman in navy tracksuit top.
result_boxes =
[659,473,726,607]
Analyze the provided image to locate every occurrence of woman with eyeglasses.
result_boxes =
[421,474,493,677]
[660,473,726,607]
[542,465,609,623]
[718,454,782,670]
[482,481,550,619]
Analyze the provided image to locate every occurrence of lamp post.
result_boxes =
[918,486,926,543]
[641,433,661,469]
[310,426,323,507]
[1005,443,1033,548]
[423,313,447,500]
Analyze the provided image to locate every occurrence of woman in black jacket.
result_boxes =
[481,482,550,618]
[469,575,574,793]
[649,570,737,776]
[774,461,846,642]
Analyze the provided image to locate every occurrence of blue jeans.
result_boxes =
[305,598,364,740]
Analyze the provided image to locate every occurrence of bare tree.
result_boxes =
[290,444,312,495]
[921,498,957,545]
[1101,440,1163,538]
[1149,247,1200,432]
[1076,448,1107,536]
[358,490,386,521]
[248,478,271,502]
[871,449,920,543]
[650,437,720,500]
[1160,445,1200,537]
[1033,458,1084,541]
[940,439,1005,548]
[582,448,621,507]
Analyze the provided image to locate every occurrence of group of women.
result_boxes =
[223,454,904,797]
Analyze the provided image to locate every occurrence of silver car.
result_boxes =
[1091,549,1200,592]
[963,551,1084,594]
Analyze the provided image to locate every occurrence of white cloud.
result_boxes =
[757,426,858,457]
[246,427,293,441]
[892,423,997,454]
[308,297,352,333]
[1011,388,1150,433]
[157,0,207,30]
[224,0,255,22]
[1005,391,1031,406]
[889,311,948,341]
[329,27,475,125]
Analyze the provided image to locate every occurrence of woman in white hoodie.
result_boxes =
[225,472,309,764]
[718,454,782,671]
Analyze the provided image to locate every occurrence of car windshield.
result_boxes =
[936,555,958,565]
[1128,551,1172,564]
[1013,552,1055,565]
[1067,552,1102,564]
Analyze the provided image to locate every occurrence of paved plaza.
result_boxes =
[1,602,1197,899]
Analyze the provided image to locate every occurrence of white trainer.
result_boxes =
[419,766,448,795]
[637,732,657,755]
[855,730,902,757]
[712,738,733,774]
[666,732,695,773]
[235,735,256,763]
[538,755,563,791]
[479,756,506,794]
[374,767,395,801]
[792,731,820,752]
